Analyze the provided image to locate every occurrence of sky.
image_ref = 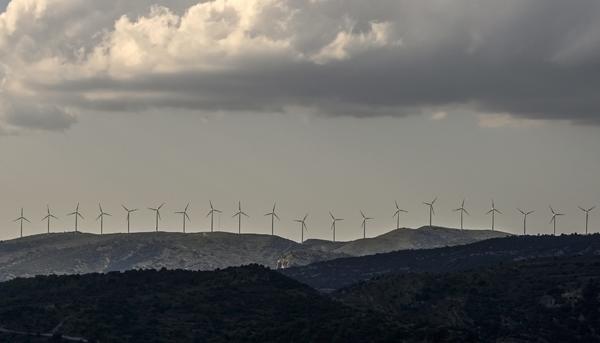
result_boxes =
[0,0,599,241]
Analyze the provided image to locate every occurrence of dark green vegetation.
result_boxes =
[334,255,600,342]
[1,235,600,342]
[0,265,403,343]
[283,233,600,290]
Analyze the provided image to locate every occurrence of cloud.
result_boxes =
[1,0,600,133]
[477,113,545,129]
[431,111,447,121]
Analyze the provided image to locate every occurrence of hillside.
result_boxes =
[283,234,600,290]
[0,227,507,281]
[0,231,347,282]
[0,266,404,343]
[329,226,510,256]
[334,255,600,342]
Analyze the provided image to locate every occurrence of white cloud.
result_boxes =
[430,111,447,121]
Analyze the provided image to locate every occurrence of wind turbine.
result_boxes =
[294,214,308,243]
[264,203,280,236]
[486,200,502,231]
[175,203,191,233]
[578,206,595,234]
[517,208,534,235]
[549,206,565,235]
[360,211,373,239]
[423,197,437,228]
[67,203,84,232]
[453,199,469,230]
[96,204,111,235]
[329,212,343,242]
[393,201,407,230]
[14,208,30,238]
[232,201,249,234]
[148,203,165,232]
[41,205,58,234]
[121,205,138,233]
[207,201,222,233]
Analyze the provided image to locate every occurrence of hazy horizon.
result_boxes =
[0,0,599,241]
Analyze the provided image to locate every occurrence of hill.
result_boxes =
[282,233,600,290]
[0,266,404,343]
[328,226,510,256]
[0,231,347,282]
[0,227,508,282]
[333,255,600,342]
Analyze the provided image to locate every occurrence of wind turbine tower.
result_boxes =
[121,205,138,233]
[517,208,534,235]
[14,208,30,238]
[360,211,373,239]
[232,201,249,234]
[96,204,111,235]
[423,197,437,228]
[453,199,469,230]
[207,201,222,233]
[294,214,308,243]
[175,203,191,233]
[265,203,280,236]
[393,201,408,230]
[329,212,343,242]
[67,203,84,232]
[486,200,502,231]
[42,206,58,234]
[578,206,595,234]
[549,206,565,235]
[148,203,165,232]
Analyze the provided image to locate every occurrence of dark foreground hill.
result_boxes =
[283,233,600,290]
[0,227,508,282]
[334,255,600,342]
[1,255,600,343]
[0,265,403,343]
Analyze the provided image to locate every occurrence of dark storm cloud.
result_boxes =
[2,0,600,129]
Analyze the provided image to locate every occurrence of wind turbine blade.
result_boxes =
[464,209,470,216]
[579,206,586,212]
[486,209,493,215]
[274,213,280,220]
[395,200,399,209]
[78,213,84,219]
[185,213,191,221]
[590,206,596,212]
[122,205,129,212]
[360,210,365,218]
[330,212,335,220]
[24,218,30,223]
[432,197,438,204]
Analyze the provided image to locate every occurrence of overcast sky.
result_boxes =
[0,0,599,241]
